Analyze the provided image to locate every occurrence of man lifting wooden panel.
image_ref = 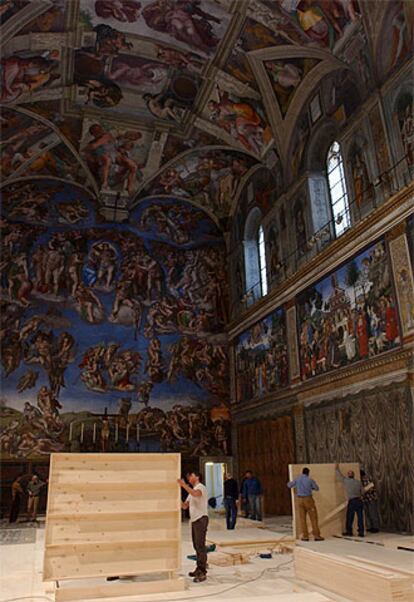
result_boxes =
[288,463,359,539]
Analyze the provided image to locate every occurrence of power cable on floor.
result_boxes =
[0,558,294,602]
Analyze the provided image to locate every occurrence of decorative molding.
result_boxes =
[231,346,412,418]
[292,403,307,463]
[0,0,52,47]
[286,304,300,381]
[297,348,412,406]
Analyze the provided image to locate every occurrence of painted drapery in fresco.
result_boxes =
[305,384,414,533]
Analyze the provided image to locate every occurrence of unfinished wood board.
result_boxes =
[54,577,185,602]
[207,527,294,547]
[294,546,412,602]
[43,453,183,599]
[188,595,334,602]
[304,538,414,575]
[289,463,359,539]
[346,556,414,579]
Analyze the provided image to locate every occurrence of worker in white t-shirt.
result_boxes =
[178,471,209,582]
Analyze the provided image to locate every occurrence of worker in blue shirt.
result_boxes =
[288,467,324,541]
[241,471,262,521]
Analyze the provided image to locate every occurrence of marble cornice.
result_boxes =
[228,182,414,339]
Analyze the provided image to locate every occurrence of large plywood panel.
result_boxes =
[289,463,359,538]
[43,453,182,595]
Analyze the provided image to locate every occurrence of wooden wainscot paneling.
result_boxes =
[237,415,295,516]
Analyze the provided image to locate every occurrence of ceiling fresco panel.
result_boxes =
[0,0,408,221]
[80,0,232,58]
[264,56,320,117]
[80,117,153,195]
[261,0,362,51]
[1,47,62,105]
[140,148,256,218]
[224,17,292,91]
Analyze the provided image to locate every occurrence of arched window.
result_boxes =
[243,208,267,304]
[257,224,268,296]
[326,141,351,237]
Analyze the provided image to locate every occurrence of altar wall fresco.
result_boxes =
[0,180,231,460]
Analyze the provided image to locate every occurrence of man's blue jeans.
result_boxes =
[247,494,262,521]
[224,497,237,529]
[346,498,364,535]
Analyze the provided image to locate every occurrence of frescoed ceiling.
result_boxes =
[0,0,412,222]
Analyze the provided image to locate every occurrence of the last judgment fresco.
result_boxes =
[0,180,230,460]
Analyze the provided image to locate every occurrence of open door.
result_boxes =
[199,456,233,509]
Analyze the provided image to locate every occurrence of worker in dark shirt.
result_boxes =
[223,473,239,529]
[336,463,364,537]
[360,469,380,533]
[242,471,263,521]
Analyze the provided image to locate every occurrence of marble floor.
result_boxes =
[0,517,411,602]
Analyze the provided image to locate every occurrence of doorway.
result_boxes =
[199,456,233,510]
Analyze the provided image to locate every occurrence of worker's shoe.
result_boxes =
[106,576,119,581]
[300,537,309,541]
[193,573,207,583]
[342,532,352,536]
[314,536,324,541]
[188,569,200,577]
[357,533,364,537]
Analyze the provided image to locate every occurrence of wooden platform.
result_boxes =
[304,538,414,576]
[43,453,183,601]
[207,527,295,548]
[294,546,413,602]
[195,595,334,602]
[334,532,414,551]
[53,576,185,602]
